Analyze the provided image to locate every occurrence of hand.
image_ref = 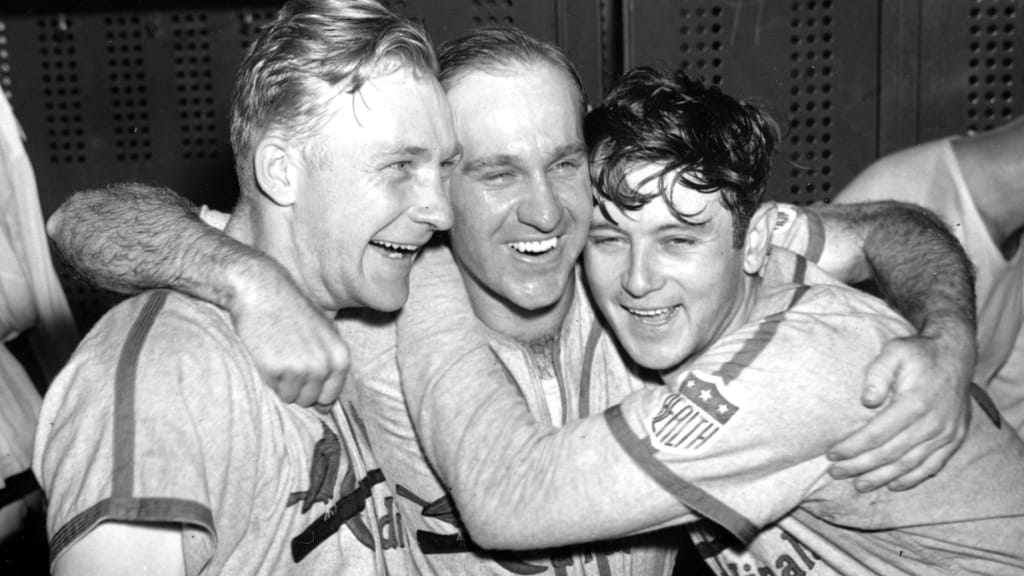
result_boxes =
[826,333,973,492]
[230,267,350,408]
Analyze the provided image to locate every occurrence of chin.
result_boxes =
[360,290,408,314]
[510,288,568,313]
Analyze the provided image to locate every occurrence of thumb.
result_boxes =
[862,346,902,408]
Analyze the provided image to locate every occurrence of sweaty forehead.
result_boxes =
[447,64,583,161]
[341,70,456,154]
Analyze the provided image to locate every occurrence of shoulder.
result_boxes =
[738,282,911,380]
[834,138,954,206]
[39,290,256,429]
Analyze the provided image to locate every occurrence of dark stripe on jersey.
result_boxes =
[580,322,604,419]
[552,335,569,426]
[792,253,808,285]
[718,285,810,384]
[803,209,826,263]
[970,383,1002,428]
[596,551,612,576]
[0,469,39,508]
[51,292,218,561]
[603,405,758,545]
[112,290,168,497]
[50,497,214,562]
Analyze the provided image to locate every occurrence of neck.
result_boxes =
[226,199,337,319]
[662,272,761,383]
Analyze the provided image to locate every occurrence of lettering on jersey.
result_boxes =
[773,206,793,232]
[693,522,822,576]
[649,371,736,454]
[399,483,627,574]
[378,496,406,549]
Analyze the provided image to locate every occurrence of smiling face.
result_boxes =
[444,62,591,335]
[291,66,459,313]
[583,165,761,372]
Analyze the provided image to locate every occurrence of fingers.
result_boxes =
[273,374,305,404]
[317,367,347,407]
[860,341,909,408]
[883,442,958,492]
[827,401,966,491]
[827,393,929,463]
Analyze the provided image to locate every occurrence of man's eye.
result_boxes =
[484,171,513,184]
[388,161,412,171]
[589,235,623,247]
[665,237,696,248]
[553,159,580,172]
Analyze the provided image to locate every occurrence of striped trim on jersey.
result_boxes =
[49,291,215,561]
[602,284,812,546]
[801,209,826,264]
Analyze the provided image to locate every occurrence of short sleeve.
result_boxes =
[604,297,889,543]
[34,292,254,566]
[770,203,826,263]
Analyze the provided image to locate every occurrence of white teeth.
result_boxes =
[372,240,419,258]
[627,306,677,318]
[509,237,558,254]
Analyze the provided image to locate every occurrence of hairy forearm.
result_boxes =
[47,183,278,310]
[813,201,977,336]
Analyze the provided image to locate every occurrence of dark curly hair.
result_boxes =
[585,67,779,247]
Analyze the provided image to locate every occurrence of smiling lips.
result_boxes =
[371,239,422,259]
[509,236,559,255]
[625,305,681,325]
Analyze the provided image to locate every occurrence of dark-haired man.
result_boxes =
[395,67,1024,575]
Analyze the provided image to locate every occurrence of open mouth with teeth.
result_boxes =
[625,305,681,323]
[371,240,421,259]
[508,237,559,255]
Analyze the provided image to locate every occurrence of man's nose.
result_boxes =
[410,177,454,231]
[623,247,662,298]
[516,176,561,232]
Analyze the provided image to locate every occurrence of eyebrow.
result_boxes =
[463,141,587,173]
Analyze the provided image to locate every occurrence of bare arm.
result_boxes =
[48,184,348,405]
[50,184,261,303]
[805,200,976,491]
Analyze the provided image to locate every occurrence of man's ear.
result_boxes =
[254,136,298,207]
[743,202,778,275]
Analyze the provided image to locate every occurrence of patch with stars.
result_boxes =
[647,371,737,454]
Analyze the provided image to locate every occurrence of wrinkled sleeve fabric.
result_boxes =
[397,248,901,551]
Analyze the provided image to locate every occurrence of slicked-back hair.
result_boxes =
[437,26,586,117]
[586,67,779,247]
[230,0,437,192]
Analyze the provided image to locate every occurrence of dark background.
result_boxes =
[1,0,1018,332]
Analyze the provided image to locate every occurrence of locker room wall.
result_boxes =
[0,0,608,330]
[0,0,1020,331]
[623,0,1021,208]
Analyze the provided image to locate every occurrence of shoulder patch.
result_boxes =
[648,371,737,454]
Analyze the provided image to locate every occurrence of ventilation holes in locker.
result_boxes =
[786,0,834,204]
[172,12,217,161]
[39,15,86,165]
[677,4,724,86]
[105,15,151,163]
[471,0,515,28]
[967,0,1017,133]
